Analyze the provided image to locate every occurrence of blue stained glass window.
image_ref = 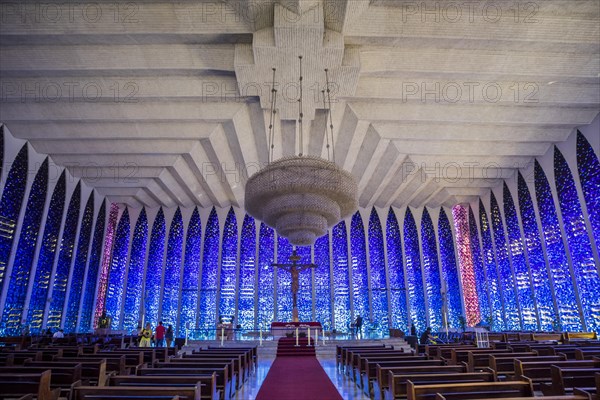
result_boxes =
[180,208,202,335]
[576,131,600,250]
[350,212,370,325]
[0,144,28,295]
[503,183,538,330]
[296,245,313,322]
[123,208,148,333]
[314,233,332,330]
[479,200,505,330]
[368,208,389,335]
[47,182,81,329]
[79,200,106,332]
[162,208,183,330]
[517,173,556,330]
[554,147,600,333]
[26,172,66,333]
[63,192,94,333]
[144,208,165,328]
[2,158,48,334]
[386,208,408,331]
[469,206,489,324]
[105,208,130,329]
[219,208,238,322]
[438,208,462,330]
[404,208,426,332]
[257,223,274,329]
[534,160,582,330]
[276,236,293,322]
[421,208,443,331]
[199,208,219,330]
[332,221,351,331]
[237,214,256,330]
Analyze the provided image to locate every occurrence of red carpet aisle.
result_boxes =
[255,338,343,400]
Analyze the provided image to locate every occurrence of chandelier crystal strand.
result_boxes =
[298,55,303,157]
[268,68,277,164]
[322,89,331,161]
[325,68,336,163]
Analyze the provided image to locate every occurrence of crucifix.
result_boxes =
[272,249,318,322]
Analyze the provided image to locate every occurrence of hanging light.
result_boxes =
[244,57,358,246]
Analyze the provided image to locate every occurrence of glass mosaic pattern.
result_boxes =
[162,208,184,328]
[257,223,274,329]
[534,160,582,330]
[276,235,293,322]
[237,214,256,330]
[94,203,119,328]
[296,245,313,322]
[105,208,130,329]
[332,221,351,332]
[123,208,148,333]
[63,192,94,333]
[421,208,443,331]
[368,208,389,335]
[47,182,81,329]
[386,208,408,331]
[438,208,462,329]
[314,233,332,329]
[554,147,600,333]
[350,212,370,326]
[404,208,426,332]
[144,208,165,328]
[468,206,489,325]
[180,208,201,335]
[517,172,557,330]
[219,208,238,322]
[199,208,219,329]
[26,171,66,333]
[2,158,48,334]
[503,183,538,330]
[80,200,106,332]
[0,144,28,295]
[576,131,600,251]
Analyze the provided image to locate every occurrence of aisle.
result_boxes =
[255,356,343,400]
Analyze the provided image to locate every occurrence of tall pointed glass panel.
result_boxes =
[237,214,256,330]
[404,208,426,332]
[105,208,130,329]
[199,208,219,330]
[123,209,148,333]
[386,208,408,331]
[144,208,165,328]
[219,208,238,322]
[180,208,201,335]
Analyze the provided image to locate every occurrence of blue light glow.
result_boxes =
[534,160,582,330]
[350,212,370,325]
[314,233,332,330]
[237,214,256,330]
[123,208,148,333]
[105,208,130,329]
[47,182,81,329]
[162,208,184,329]
[276,235,293,322]
[257,223,274,329]
[404,208,426,332]
[180,208,201,335]
[332,221,351,331]
[144,208,165,328]
[554,147,600,333]
[386,208,408,331]
[79,200,106,332]
[296,245,313,322]
[63,192,94,333]
[421,208,443,331]
[26,171,66,333]
[219,208,238,322]
[2,158,48,334]
[368,208,389,335]
[438,208,462,330]
[199,207,219,329]
[576,131,600,250]
[469,206,489,325]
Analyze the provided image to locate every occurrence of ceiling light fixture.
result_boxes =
[244,56,358,246]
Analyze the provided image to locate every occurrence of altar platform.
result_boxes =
[270,322,322,338]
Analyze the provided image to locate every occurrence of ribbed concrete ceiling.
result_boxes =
[1,0,598,209]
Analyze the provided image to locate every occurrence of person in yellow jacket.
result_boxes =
[139,323,152,347]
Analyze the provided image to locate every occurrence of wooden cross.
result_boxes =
[272,249,317,322]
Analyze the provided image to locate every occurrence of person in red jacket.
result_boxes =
[155,321,166,347]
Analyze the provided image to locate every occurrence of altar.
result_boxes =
[270,322,322,338]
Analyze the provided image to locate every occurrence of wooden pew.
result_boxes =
[533,333,563,343]
[206,346,258,370]
[385,370,495,400]
[360,356,429,393]
[337,345,386,369]
[138,366,230,400]
[451,348,510,366]
[191,349,253,381]
[155,359,237,394]
[339,345,389,372]
[72,384,200,400]
[181,353,245,385]
[54,354,127,375]
[377,365,467,400]
[406,380,534,400]
[106,348,157,365]
[540,366,600,396]
[576,349,600,360]
[109,373,218,400]
[489,354,564,378]
[565,332,598,343]
[435,395,588,400]
[0,370,61,400]
[0,353,14,366]
[25,359,108,386]
[0,364,82,396]
[515,359,600,389]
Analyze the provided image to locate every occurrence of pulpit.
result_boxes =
[270,322,322,338]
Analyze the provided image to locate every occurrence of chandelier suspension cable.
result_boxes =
[298,55,304,156]
[322,89,331,161]
[324,68,336,163]
[268,67,277,163]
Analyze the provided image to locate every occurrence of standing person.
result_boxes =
[165,325,174,348]
[139,323,152,347]
[155,321,166,347]
[420,327,432,345]
[410,323,417,336]
[355,315,363,339]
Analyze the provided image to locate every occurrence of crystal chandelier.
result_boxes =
[245,57,358,246]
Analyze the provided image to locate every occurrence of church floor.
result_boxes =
[233,355,370,400]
